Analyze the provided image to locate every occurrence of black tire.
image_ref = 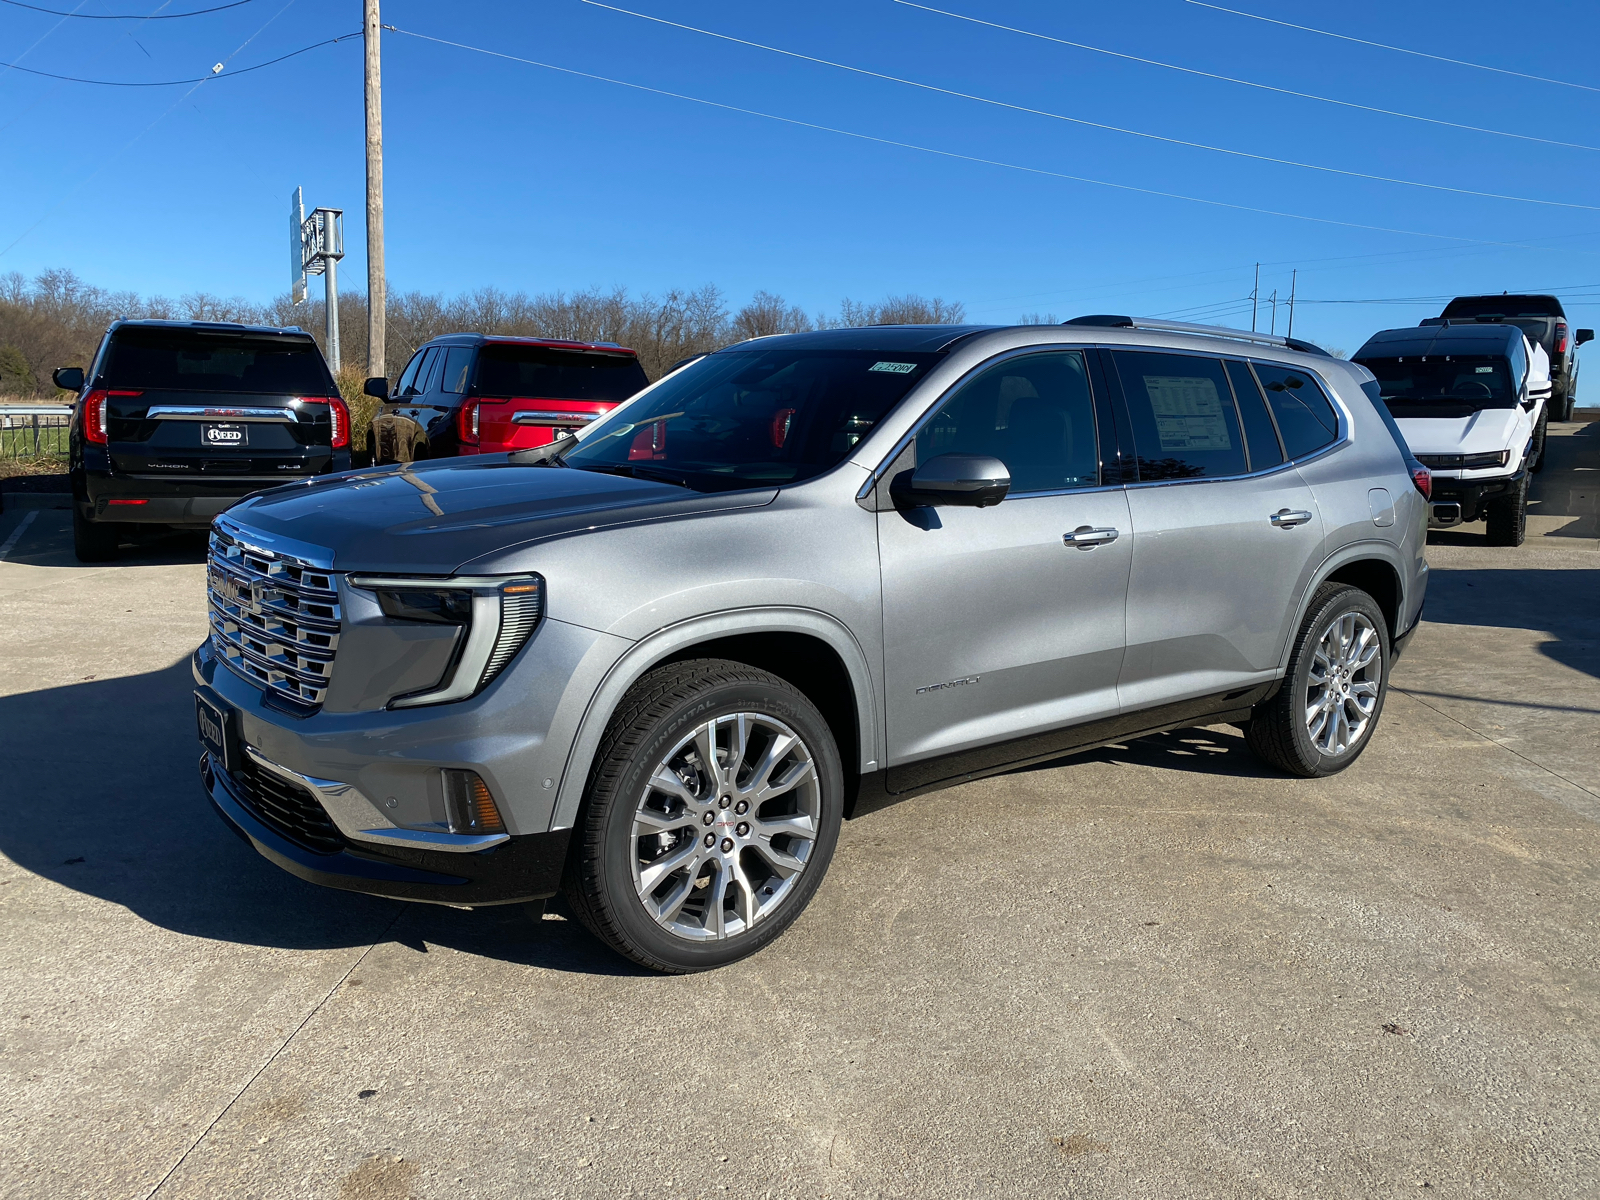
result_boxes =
[1484,473,1528,546]
[1529,412,1549,473]
[72,508,120,562]
[564,658,844,973]
[1245,583,1390,778]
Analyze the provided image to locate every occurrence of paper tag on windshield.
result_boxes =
[869,361,917,374]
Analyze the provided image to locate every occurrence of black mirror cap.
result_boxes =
[52,366,84,393]
[1578,329,1595,345]
[892,453,1011,508]
[363,376,389,399]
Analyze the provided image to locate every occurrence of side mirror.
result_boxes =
[892,453,1010,508]
[363,376,389,400]
[1577,329,1594,346]
[52,366,84,393]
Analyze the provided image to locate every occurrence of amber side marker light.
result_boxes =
[442,769,506,835]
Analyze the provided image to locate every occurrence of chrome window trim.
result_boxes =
[511,410,602,426]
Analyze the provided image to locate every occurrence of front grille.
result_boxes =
[234,757,345,854]
[207,526,340,710]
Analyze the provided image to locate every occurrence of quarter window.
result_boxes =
[1112,351,1246,480]
[1252,363,1339,458]
[439,347,475,394]
[917,351,1099,493]
[414,348,444,395]
[1225,359,1284,471]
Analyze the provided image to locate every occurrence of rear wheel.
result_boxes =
[1484,473,1528,546]
[1245,584,1389,778]
[72,508,120,562]
[565,659,843,973]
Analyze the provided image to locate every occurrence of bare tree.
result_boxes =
[732,291,812,340]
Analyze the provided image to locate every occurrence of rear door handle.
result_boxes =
[1270,509,1314,528]
[1063,525,1120,548]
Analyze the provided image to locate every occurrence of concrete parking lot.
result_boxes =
[2,422,1597,1200]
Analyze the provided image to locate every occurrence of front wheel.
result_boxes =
[1529,413,1549,474]
[1245,584,1390,778]
[565,659,844,973]
[1484,473,1528,546]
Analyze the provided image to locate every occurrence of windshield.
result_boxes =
[560,348,943,491]
[102,328,333,394]
[1356,356,1516,417]
[475,345,649,402]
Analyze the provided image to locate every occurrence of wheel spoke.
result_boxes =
[753,810,818,840]
[694,720,723,794]
[754,756,816,802]
[744,732,799,797]
[639,838,701,893]
[751,838,807,878]
[647,766,698,806]
[654,861,703,924]
[634,803,693,833]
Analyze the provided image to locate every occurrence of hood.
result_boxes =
[1394,408,1523,458]
[223,456,777,574]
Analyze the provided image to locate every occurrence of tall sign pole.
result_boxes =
[364,0,386,381]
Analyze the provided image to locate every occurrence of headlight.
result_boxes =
[349,574,544,708]
[1462,450,1510,469]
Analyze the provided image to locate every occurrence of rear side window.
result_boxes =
[1225,359,1283,471]
[476,346,649,402]
[101,327,332,394]
[414,348,444,395]
[1112,351,1246,481]
[1252,363,1339,459]
[439,347,475,394]
[918,351,1099,493]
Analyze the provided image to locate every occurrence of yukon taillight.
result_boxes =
[329,396,350,449]
[457,401,480,446]
[1410,463,1432,500]
[82,388,141,445]
[294,397,349,448]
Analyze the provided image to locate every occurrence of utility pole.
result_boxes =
[364,0,385,381]
[1269,289,1278,336]
[1251,262,1260,333]
[1286,269,1297,339]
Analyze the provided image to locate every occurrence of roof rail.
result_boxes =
[1061,314,1332,358]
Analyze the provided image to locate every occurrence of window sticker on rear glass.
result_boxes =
[869,361,917,374]
[1144,375,1233,451]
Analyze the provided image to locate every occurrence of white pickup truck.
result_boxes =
[1353,320,1548,546]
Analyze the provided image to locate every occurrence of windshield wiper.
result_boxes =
[508,431,578,466]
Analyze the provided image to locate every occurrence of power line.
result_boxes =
[0,0,252,16]
[391,25,1591,256]
[894,1,1600,154]
[1,29,357,85]
[581,2,1600,213]
[1185,1,1600,95]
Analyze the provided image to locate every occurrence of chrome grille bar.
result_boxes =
[207,527,340,708]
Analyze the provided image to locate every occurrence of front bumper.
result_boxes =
[202,750,570,904]
[1428,471,1521,525]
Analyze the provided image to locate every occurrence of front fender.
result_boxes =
[546,606,882,831]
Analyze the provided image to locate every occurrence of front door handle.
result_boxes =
[1270,508,1314,529]
[1064,525,1120,548]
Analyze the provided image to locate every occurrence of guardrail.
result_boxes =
[1,405,74,461]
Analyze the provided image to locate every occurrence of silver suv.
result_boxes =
[193,317,1429,972]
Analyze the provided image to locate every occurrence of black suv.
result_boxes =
[56,320,349,562]
[1438,295,1593,420]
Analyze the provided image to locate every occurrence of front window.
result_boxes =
[1356,357,1515,417]
[561,348,943,492]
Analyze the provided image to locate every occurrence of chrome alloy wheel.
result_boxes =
[1304,610,1382,757]
[630,712,822,941]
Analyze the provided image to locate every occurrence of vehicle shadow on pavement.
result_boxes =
[0,661,640,975]
[1417,565,1600,683]
[1011,724,1279,780]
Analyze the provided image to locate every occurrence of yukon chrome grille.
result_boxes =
[207,526,340,709]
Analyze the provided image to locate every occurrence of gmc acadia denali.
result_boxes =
[193,318,1428,972]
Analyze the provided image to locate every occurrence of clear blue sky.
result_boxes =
[3,0,1598,353]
